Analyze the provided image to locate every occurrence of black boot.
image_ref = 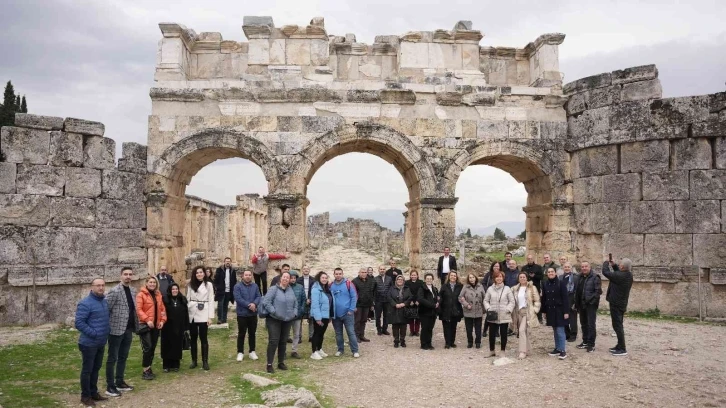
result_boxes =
[189,343,198,369]
[201,344,210,371]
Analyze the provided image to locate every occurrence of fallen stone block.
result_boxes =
[242,373,281,388]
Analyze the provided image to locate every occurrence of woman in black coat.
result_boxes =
[417,273,439,350]
[541,267,570,360]
[387,275,413,348]
[404,270,424,337]
[438,271,463,349]
[161,283,189,371]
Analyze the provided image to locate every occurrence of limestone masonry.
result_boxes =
[1,16,725,325]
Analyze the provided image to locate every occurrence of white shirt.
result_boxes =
[303,275,310,293]
[442,256,450,273]
[426,284,434,295]
[518,287,527,309]
[224,268,230,292]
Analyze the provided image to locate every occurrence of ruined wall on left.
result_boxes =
[0,113,148,326]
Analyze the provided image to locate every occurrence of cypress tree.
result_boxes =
[20,96,27,113]
[15,95,21,112]
[1,81,16,127]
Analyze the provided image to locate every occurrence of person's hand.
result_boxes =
[249,304,257,312]
[207,321,211,326]
[564,314,569,319]
[158,322,164,330]
[316,320,323,326]
[435,302,439,309]
[307,299,311,305]
[467,305,472,310]
[147,321,154,329]
[348,311,354,316]
[370,306,374,311]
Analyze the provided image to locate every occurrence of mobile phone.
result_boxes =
[608,253,613,262]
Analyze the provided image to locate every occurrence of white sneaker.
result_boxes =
[236,353,243,362]
[318,349,328,358]
[335,351,342,357]
[249,351,259,361]
[310,351,322,360]
[353,352,360,358]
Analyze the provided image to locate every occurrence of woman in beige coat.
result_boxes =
[511,272,541,359]
[459,274,486,349]
[484,271,515,357]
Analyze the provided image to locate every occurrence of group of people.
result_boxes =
[74,246,634,407]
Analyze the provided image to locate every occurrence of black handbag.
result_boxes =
[404,305,419,319]
[182,331,191,350]
[136,323,150,335]
[486,287,504,322]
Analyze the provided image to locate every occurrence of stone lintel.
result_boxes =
[418,197,458,209]
[264,193,309,208]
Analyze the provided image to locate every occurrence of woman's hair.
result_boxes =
[447,271,459,283]
[424,273,435,281]
[466,273,478,286]
[491,270,504,282]
[189,266,208,292]
[315,271,329,291]
[409,270,419,280]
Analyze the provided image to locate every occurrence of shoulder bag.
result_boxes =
[486,287,504,322]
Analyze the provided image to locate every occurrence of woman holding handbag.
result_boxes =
[484,270,515,357]
[416,273,439,350]
[404,270,423,336]
[459,273,486,349]
[439,271,463,349]
[387,275,412,348]
[161,283,189,372]
[136,276,167,380]
[511,272,541,360]
[187,266,215,370]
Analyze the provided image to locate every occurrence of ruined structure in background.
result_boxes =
[183,193,267,270]
[1,16,725,325]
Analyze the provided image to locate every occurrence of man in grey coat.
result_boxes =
[104,267,139,397]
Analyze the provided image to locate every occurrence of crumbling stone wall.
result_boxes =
[0,114,147,325]
[565,65,726,316]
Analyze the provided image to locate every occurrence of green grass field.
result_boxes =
[0,319,339,407]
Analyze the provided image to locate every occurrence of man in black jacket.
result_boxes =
[374,265,393,335]
[214,257,238,324]
[385,259,402,279]
[521,254,544,322]
[352,268,377,342]
[602,258,633,356]
[437,247,458,286]
[560,262,579,342]
[574,261,602,352]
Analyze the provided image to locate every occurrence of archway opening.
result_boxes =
[306,152,409,273]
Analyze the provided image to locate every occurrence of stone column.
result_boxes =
[265,193,308,269]
[146,188,190,281]
[418,197,458,278]
[402,210,410,255]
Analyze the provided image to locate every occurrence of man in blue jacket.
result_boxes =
[75,278,111,407]
[330,268,360,357]
[233,270,261,362]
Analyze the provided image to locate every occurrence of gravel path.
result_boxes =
[315,315,726,408]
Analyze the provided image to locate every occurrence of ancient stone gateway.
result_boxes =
[1,16,725,325]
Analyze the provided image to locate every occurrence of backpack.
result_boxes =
[257,286,277,319]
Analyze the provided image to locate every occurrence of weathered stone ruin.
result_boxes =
[1,16,725,325]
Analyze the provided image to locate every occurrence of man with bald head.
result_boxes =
[156,265,175,302]
[75,278,111,406]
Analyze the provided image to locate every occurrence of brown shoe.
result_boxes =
[80,396,96,407]
[91,393,109,401]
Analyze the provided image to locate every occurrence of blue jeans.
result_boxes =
[332,313,359,354]
[106,329,133,388]
[79,344,105,398]
[217,292,234,323]
[553,326,566,352]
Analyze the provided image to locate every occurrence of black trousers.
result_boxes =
[610,305,626,350]
[374,302,388,332]
[419,315,435,348]
[579,304,598,346]
[565,304,578,340]
[464,317,483,346]
[392,323,407,344]
[441,320,458,346]
[140,329,160,368]
[311,319,330,352]
[254,271,268,295]
[354,307,369,338]
[189,322,209,361]
[488,323,508,351]
[237,316,258,353]
[266,318,292,365]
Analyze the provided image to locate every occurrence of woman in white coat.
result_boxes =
[187,266,215,370]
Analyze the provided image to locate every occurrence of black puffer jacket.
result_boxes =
[375,275,393,304]
[575,272,602,309]
[416,285,439,317]
[352,276,377,309]
[602,262,633,310]
[438,282,463,322]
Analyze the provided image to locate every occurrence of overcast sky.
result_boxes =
[2,0,724,231]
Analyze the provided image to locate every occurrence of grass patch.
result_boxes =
[466,251,526,266]
[598,308,701,324]
[0,319,343,407]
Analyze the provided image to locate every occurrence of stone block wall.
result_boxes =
[0,114,148,325]
[565,65,726,317]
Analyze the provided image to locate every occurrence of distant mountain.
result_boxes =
[470,221,525,238]
[327,209,404,231]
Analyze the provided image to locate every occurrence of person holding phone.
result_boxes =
[602,255,633,356]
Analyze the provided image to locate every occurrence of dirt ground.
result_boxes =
[316,315,726,408]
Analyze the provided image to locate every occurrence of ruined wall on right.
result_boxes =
[566,64,726,317]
